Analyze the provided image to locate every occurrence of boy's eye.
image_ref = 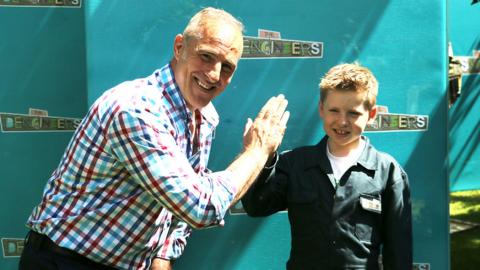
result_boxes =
[329,109,339,113]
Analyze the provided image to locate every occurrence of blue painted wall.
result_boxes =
[448,1,480,191]
[85,0,448,269]
[0,4,86,270]
[0,0,449,269]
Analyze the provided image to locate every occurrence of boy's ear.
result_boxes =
[367,105,378,124]
[318,101,324,118]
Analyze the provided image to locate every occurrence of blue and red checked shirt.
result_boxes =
[27,63,237,270]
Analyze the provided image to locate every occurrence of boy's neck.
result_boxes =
[327,136,364,157]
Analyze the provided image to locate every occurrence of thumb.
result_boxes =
[243,118,253,136]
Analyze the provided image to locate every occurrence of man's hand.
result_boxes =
[243,94,290,156]
[151,258,172,270]
[227,94,289,205]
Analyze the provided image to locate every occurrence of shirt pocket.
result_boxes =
[354,193,382,245]
[288,192,324,239]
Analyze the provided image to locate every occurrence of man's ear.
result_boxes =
[173,34,185,61]
[367,105,378,124]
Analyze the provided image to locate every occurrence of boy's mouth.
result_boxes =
[333,128,349,135]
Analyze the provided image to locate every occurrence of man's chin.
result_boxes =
[189,99,211,110]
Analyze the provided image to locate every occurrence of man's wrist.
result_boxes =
[264,151,278,169]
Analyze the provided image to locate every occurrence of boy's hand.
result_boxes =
[243,94,290,156]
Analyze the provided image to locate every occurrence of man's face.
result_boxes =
[172,21,243,111]
[319,90,377,156]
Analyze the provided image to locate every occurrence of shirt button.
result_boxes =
[332,240,336,246]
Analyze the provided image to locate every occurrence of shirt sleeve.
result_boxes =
[381,162,413,270]
[107,109,237,229]
[241,151,288,217]
[156,218,192,260]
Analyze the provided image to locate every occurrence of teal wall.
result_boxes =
[0,5,86,270]
[85,0,448,269]
[0,0,449,269]
[448,1,480,191]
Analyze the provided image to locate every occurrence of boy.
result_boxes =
[242,63,412,270]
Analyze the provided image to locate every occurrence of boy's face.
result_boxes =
[319,90,377,156]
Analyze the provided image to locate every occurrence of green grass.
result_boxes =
[450,190,480,270]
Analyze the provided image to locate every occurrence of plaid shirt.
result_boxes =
[27,63,236,270]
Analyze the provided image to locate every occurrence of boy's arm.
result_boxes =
[241,151,289,216]
[382,163,413,270]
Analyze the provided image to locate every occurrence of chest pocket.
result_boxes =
[287,169,330,239]
[345,171,383,245]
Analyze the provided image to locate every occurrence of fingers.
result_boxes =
[242,94,290,155]
[280,111,290,131]
[243,118,253,136]
[257,94,287,120]
[257,96,276,119]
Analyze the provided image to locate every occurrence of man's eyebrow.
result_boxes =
[224,59,236,69]
[197,47,237,68]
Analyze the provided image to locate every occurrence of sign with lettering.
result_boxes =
[366,113,429,132]
[1,238,24,258]
[0,112,82,132]
[0,0,81,8]
[243,37,323,59]
[242,29,323,59]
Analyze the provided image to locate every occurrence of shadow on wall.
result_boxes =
[403,95,449,262]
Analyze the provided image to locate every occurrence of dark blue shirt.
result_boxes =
[242,136,412,270]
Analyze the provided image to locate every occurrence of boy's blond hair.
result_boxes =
[319,63,378,110]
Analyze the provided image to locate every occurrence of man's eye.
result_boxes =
[200,54,213,62]
[222,65,234,73]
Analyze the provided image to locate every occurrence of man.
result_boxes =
[20,7,289,270]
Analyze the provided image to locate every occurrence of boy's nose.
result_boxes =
[338,116,349,126]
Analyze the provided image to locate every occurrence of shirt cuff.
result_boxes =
[264,151,279,170]
[205,170,236,226]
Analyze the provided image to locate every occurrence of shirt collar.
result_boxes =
[306,135,378,172]
[355,136,378,170]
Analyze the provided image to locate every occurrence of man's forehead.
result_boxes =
[195,38,242,54]
[200,21,242,45]
[195,34,243,60]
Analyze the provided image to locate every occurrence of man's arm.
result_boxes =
[151,95,289,270]
[107,94,289,229]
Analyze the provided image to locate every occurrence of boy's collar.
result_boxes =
[307,135,378,171]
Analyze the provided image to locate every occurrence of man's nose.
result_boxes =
[206,62,221,83]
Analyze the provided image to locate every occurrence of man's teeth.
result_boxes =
[336,129,347,134]
[197,80,211,90]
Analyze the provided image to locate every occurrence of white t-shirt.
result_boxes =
[326,138,366,182]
